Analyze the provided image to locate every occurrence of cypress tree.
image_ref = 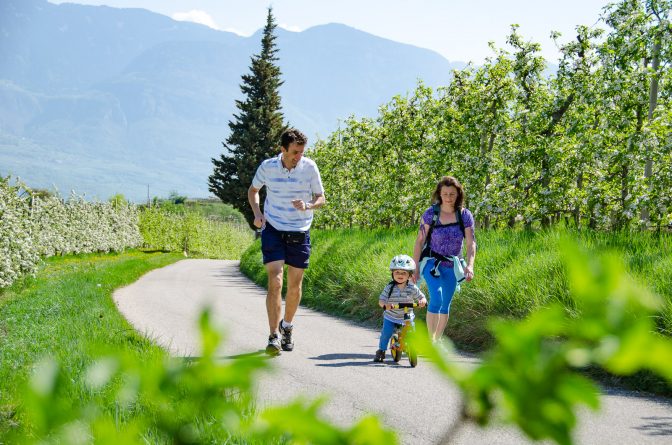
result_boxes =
[208,7,286,229]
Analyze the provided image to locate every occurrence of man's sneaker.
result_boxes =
[279,321,294,351]
[266,334,281,356]
[373,349,385,362]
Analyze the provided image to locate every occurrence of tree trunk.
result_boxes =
[541,155,552,229]
[620,162,629,229]
[483,132,496,230]
[641,38,661,223]
[574,171,584,228]
[589,201,597,230]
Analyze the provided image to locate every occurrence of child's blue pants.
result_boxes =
[378,318,406,351]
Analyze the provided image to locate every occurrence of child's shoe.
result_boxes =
[373,349,385,362]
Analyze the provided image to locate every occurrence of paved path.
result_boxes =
[113,259,672,445]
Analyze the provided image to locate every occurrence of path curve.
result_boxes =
[113,259,672,445]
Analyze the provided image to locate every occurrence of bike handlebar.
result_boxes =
[389,302,420,309]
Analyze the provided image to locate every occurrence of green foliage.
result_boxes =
[11,311,397,444]
[167,191,187,205]
[408,239,672,445]
[209,7,287,229]
[241,228,416,322]
[311,0,672,231]
[3,227,671,445]
[30,188,56,199]
[139,207,253,259]
[0,250,183,440]
[108,193,128,208]
[0,252,396,444]
[11,310,270,444]
[184,198,248,226]
[241,228,672,345]
[144,197,247,226]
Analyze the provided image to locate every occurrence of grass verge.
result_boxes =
[240,227,672,394]
[0,250,183,438]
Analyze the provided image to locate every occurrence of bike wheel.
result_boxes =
[390,335,401,363]
[408,348,418,367]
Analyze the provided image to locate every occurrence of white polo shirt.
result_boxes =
[252,153,324,232]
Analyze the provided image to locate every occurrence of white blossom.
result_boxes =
[1,177,142,288]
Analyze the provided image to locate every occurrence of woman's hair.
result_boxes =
[431,176,465,210]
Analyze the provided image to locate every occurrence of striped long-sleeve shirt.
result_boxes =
[379,282,425,324]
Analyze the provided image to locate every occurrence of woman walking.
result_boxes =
[412,176,476,342]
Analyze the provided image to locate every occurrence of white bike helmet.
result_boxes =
[389,254,416,271]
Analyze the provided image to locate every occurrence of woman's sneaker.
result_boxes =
[279,321,294,351]
[373,349,385,362]
[266,334,281,356]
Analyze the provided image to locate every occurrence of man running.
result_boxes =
[248,128,325,355]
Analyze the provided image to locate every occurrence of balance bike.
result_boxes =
[388,302,422,367]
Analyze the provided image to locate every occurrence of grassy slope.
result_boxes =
[184,199,247,226]
[2,227,669,435]
[241,228,672,348]
[0,250,183,437]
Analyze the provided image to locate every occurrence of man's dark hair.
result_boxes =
[281,128,308,149]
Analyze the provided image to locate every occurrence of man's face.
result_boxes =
[281,142,305,169]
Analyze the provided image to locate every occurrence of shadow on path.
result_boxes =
[176,350,275,361]
[635,416,672,436]
[309,352,419,368]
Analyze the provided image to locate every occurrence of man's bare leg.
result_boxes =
[284,265,305,323]
[265,260,284,335]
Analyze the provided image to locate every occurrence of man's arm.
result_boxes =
[292,193,325,211]
[307,163,325,210]
[308,193,325,210]
[248,185,265,228]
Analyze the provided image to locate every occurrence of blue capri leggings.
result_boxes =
[422,258,457,315]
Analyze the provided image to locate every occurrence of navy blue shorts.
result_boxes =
[261,222,311,269]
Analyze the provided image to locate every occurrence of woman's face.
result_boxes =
[440,185,458,207]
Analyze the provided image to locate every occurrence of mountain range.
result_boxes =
[0,0,466,201]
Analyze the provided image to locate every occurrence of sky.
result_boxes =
[47,0,612,64]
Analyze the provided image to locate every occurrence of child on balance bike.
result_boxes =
[373,254,427,364]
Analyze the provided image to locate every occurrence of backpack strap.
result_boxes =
[425,204,441,246]
[456,208,465,237]
[386,280,396,299]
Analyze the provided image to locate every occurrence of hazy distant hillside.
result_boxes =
[0,0,466,200]
[0,0,241,92]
